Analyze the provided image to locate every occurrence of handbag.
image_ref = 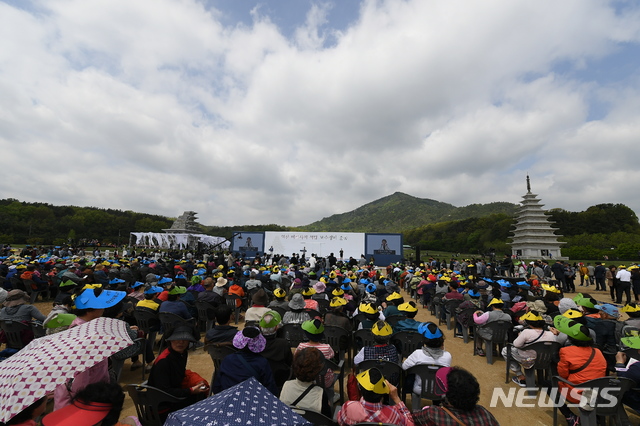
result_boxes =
[347,373,361,401]
[181,369,209,388]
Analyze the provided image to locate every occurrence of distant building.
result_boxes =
[510,176,566,259]
[163,211,202,234]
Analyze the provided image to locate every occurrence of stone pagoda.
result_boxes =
[163,211,202,234]
[510,176,566,259]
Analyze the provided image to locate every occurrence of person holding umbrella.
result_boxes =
[0,395,48,426]
[53,287,126,410]
[0,317,134,425]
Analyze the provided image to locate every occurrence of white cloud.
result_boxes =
[1,0,640,228]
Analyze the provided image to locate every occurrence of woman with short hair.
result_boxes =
[412,367,499,425]
[279,347,332,417]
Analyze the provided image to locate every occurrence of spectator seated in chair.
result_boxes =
[542,316,607,426]
[53,287,126,410]
[584,302,620,356]
[295,319,335,382]
[268,288,290,311]
[472,298,511,357]
[393,301,420,333]
[357,302,383,330]
[136,285,163,312]
[502,310,558,387]
[411,367,499,426]
[205,304,237,344]
[621,303,640,328]
[324,297,353,332]
[147,325,209,412]
[0,289,46,324]
[337,367,413,426]
[128,281,146,302]
[615,335,640,415]
[354,320,399,365]
[382,292,404,317]
[212,326,277,395]
[158,286,193,321]
[282,294,311,325]
[301,287,319,312]
[42,381,136,426]
[280,347,332,417]
[245,289,271,324]
[259,310,293,392]
[403,322,452,396]
[197,277,223,306]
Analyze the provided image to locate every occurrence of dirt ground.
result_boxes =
[32,281,640,425]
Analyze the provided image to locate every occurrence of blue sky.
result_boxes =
[1,0,640,227]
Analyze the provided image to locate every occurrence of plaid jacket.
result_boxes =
[412,403,499,426]
[337,398,414,426]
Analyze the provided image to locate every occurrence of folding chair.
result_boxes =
[552,376,635,426]
[0,320,33,350]
[289,407,337,426]
[357,359,403,389]
[278,323,307,348]
[390,331,424,360]
[352,329,375,353]
[504,341,560,395]
[473,320,512,364]
[207,343,237,395]
[405,364,444,409]
[324,325,351,365]
[194,300,216,332]
[320,358,345,406]
[22,279,48,303]
[125,384,187,426]
[455,307,477,343]
[225,294,244,325]
[134,308,160,353]
[442,299,463,330]
[384,314,407,327]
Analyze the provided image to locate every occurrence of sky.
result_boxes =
[2,0,640,228]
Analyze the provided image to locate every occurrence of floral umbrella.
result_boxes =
[0,316,133,423]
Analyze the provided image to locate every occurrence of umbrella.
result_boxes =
[165,377,312,426]
[0,317,133,423]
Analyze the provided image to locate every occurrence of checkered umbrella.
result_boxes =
[0,317,133,423]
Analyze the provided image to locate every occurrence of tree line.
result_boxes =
[403,203,640,260]
[1,199,639,260]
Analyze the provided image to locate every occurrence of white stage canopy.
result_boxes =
[130,232,229,250]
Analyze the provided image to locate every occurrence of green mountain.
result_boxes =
[297,192,518,233]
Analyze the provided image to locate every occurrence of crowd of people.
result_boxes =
[1,247,640,425]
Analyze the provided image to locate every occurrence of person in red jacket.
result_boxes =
[546,316,607,426]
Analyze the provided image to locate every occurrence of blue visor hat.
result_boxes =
[418,322,443,339]
[75,289,126,309]
[144,286,164,295]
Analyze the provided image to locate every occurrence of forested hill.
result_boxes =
[298,192,518,233]
[0,199,288,245]
[0,199,174,245]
